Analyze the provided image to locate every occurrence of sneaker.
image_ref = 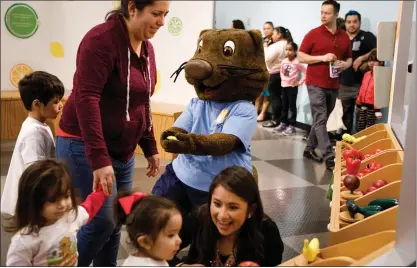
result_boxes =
[262,120,278,128]
[273,123,287,132]
[282,126,295,136]
[303,150,323,163]
[326,157,335,171]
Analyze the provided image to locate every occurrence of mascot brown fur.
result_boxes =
[152,29,269,214]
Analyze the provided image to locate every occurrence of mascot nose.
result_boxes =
[184,60,213,80]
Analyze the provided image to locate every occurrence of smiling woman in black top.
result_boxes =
[171,166,284,267]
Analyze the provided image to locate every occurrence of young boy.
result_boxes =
[1,71,64,217]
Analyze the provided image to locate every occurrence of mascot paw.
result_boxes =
[161,133,195,154]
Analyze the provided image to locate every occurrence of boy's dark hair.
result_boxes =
[345,10,361,22]
[232,19,245,30]
[106,0,154,20]
[194,166,267,265]
[18,71,64,111]
[11,159,77,235]
[322,0,340,14]
[275,26,293,43]
[114,192,180,249]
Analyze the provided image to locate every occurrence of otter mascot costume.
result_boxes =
[152,29,269,215]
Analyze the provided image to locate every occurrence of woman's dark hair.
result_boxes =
[264,21,274,28]
[232,19,245,30]
[275,26,293,43]
[193,166,266,265]
[11,159,77,235]
[114,191,180,249]
[106,0,154,20]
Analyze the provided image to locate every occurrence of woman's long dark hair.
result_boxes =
[105,0,154,20]
[193,166,265,265]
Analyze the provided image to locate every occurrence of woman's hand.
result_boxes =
[93,165,115,196]
[146,154,160,177]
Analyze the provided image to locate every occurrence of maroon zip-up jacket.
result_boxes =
[59,14,158,171]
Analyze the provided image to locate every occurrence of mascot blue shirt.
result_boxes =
[172,98,257,192]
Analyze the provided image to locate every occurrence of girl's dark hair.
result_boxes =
[194,166,266,265]
[114,191,180,248]
[287,42,299,57]
[11,159,77,235]
[368,49,384,66]
[275,26,293,43]
[105,0,154,20]
[336,17,346,31]
[232,19,245,30]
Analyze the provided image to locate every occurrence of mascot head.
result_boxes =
[172,29,269,102]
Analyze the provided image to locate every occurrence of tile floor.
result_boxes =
[0,123,333,266]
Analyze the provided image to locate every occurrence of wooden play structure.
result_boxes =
[280,1,416,266]
[0,90,184,160]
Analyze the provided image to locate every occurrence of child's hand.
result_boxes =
[375,112,382,119]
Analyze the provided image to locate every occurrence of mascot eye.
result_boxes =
[198,40,203,53]
[223,40,235,57]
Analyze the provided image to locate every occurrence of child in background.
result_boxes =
[356,49,383,132]
[1,71,64,218]
[6,159,106,266]
[275,42,306,135]
[114,192,182,266]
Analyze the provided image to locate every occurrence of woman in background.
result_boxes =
[232,19,245,29]
[255,21,274,122]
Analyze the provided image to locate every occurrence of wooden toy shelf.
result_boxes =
[279,230,396,266]
[330,124,404,246]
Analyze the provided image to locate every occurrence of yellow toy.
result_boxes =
[342,133,367,144]
[302,238,320,262]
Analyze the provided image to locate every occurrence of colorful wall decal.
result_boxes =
[10,63,33,88]
[112,0,121,9]
[50,42,64,58]
[4,3,39,39]
[168,17,183,36]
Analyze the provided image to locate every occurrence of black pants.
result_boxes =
[268,73,282,122]
[341,97,356,134]
[152,164,209,216]
[280,86,298,126]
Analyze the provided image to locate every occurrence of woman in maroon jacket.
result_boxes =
[55,0,170,266]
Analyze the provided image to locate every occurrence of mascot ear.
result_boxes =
[247,29,263,50]
[199,29,210,37]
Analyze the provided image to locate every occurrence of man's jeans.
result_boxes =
[56,137,134,266]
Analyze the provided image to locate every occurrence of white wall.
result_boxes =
[1,1,214,106]
[215,1,415,125]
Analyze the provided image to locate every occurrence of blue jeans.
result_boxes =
[56,137,134,267]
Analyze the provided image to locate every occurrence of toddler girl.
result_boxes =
[276,42,306,135]
[114,192,182,266]
[6,159,106,266]
[356,49,383,132]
